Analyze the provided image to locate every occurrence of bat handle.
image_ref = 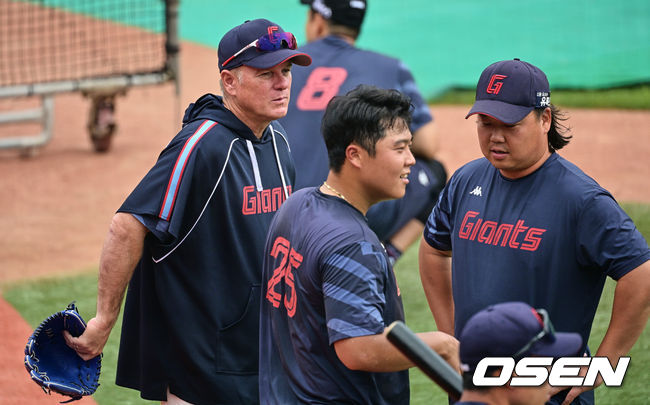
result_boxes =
[386,321,463,401]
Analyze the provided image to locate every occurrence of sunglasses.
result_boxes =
[512,308,556,359]
[221,31,297,68]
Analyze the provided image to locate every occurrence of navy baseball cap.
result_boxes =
[218,19,311,71]
[466,58,551,125]
[300,0,367,30]
[459,302,582,373]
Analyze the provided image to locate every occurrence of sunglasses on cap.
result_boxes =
[221,31,298,68]
[512,308,555,359]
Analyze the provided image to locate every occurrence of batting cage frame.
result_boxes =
[0,0,180,154]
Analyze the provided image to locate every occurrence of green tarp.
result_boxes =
[179,0,650,98]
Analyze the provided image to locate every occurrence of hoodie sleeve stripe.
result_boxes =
[159,120,217,221]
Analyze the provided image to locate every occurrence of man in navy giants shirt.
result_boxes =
[278,0,448,264]
[260,85,459,404]
[65,19,311,404]
[419,59,650,405]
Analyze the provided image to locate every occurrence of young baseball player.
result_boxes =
[65,19,311,404]
[278,0,448,264]
[419,58,650,405]
[456,302,583,405]
[259,85,459,404]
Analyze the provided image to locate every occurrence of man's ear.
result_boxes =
[315,13,331,37]
[306,10,330,41]
[345,143,363,169]
[220,70,239,96]
[540,106,552,133]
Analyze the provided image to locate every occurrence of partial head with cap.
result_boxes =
[457,301,582,405]
[218,19,312,137]
[301,0,367,42]
[459,301,583,373]
[466,58,551,126]
[466,59,571,179]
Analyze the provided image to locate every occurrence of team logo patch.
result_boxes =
[469,186,482,196]
[486,74,507,94]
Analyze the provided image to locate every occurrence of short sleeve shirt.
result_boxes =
[260,188,408,404]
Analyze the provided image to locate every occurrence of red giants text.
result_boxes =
[242,185,292,215]
[459,211,546,251]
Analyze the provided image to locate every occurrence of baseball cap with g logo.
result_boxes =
[466,58,551,125]
[218,19,312,71]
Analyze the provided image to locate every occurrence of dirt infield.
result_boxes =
[1,41,649,404]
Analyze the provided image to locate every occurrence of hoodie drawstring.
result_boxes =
[245,140,264,192]
[270,124,289,200]
[246,124,289,199]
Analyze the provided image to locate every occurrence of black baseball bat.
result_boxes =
[386,320,463,400]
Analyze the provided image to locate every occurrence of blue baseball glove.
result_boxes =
[24,302,101,403]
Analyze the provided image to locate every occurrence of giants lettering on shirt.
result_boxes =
[242,185,292,215]
[459,211,546,251]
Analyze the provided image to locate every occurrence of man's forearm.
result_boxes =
[334,330,458,373]
[411,121,439,159]
[95,212,147,329]
[559,261,650,404]
[418,238,454,335]
[595,261,650,368]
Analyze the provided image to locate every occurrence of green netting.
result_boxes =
[179,0,650,98]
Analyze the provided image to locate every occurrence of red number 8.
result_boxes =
[296,67,348,111]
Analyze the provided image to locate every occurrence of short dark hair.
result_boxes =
[322,84,413,172]
[535,104,572,152]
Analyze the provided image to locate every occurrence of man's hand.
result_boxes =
[64,315,112,361]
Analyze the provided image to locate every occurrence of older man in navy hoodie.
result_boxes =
[66,19,311,404]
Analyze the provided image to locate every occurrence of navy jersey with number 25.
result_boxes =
[259,188,409,404]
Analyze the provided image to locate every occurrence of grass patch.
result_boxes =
[4,202,649,404]
[621,203,650,239]
[429,85,650,110]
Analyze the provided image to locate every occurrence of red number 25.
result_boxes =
[266,236,303,317]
